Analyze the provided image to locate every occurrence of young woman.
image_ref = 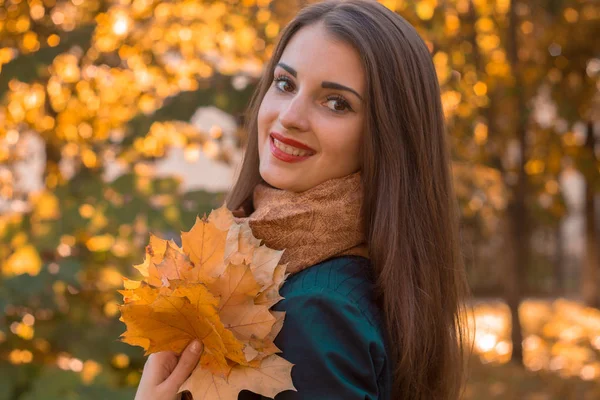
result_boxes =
[135,0,471,399]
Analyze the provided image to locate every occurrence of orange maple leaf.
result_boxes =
[119,204,296,399]
[180,354,295,400]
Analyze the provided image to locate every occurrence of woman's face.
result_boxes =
[257,22,366,192]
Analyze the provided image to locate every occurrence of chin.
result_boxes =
[259,168,305,193]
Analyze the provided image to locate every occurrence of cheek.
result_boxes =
[257,94,278,144]
[258,92,280,122]
[320,121,363,163]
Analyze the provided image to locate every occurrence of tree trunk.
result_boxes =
[553,223,564,295]
[582,120,599,308]
[506,201,526,365]
[505,0,529,366]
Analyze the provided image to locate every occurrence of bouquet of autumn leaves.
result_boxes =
[118,205,296,399]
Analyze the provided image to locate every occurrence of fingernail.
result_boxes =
[190,340,201,354]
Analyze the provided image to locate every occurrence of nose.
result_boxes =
[278,93,310,132]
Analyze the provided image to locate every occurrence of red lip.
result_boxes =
[270,132,316,153]
[269,136,313,163]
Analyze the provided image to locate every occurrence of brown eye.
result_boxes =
[325,95,353,114]
[273,75,294,92]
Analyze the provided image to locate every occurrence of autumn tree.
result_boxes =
[0,0,296,397]
[541,0,600,307]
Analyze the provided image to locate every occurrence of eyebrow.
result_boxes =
[277,62,363,102]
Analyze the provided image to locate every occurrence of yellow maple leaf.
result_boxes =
[120,283,225,355]
[225,221,262,265]
[119,204,296,399]
[251,245,286,289]
[255,264,288,308]
[180,354,296,400]
[182,215,228,279]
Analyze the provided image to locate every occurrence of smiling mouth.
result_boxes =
[269,135,315,163]
[272,137,314,157]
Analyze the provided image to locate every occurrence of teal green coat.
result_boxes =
[238,256,392,399]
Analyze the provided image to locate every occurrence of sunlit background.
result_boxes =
[1,0,599,399]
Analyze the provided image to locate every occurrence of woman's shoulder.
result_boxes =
[277,255,383,330]
[261,256,391,400]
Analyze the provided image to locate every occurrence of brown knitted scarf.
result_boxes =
[232,172,369,275]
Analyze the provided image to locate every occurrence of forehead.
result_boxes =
[278,23,365,91]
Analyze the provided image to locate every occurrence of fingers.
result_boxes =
[140,351,178,387]
[162,340,203,392]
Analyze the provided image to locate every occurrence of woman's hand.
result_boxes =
[134,340,203,400]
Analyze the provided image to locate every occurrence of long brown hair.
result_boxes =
[225,0,472,398]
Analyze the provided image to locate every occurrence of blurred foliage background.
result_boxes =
[0,0,599,399]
